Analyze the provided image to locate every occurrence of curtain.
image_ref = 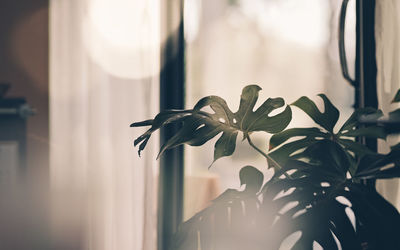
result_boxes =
[49,0,159,249]
[375,0,400,209]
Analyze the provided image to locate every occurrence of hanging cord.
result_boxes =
[339,0,357,87]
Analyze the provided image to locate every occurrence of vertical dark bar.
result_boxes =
[355,0,377,112]
[159,1,185,249]
[355,0,377,185]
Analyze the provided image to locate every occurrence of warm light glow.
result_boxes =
[240,0,330,48]
[84,0,160,79]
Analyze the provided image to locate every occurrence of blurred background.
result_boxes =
[0,0,399,249]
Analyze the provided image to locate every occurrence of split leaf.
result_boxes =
[131,85,292,164]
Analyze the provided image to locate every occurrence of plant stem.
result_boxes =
[245,134,292,179]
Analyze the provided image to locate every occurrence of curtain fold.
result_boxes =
[375,0,400,209]
[49,0,159,249]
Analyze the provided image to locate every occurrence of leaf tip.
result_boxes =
[208,160,217,169]
[391,89,400,103]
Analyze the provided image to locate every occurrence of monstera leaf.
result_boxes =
[130,85,400,249]
[392,89,400,103]
[357,90,400,136]
[353,144,400,180]
[261,175,400,249]
[172,166,264,250]
[131,85,291,164]
[260,140,400,249]
[383,89,400,133]
[268,94,385,174]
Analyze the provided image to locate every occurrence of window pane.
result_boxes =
[184,0,355,219]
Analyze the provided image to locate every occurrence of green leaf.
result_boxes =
[367,167,400,179]
[261,175,361,250]
[260,147,400,249]
[272,159,339,181]
[389,109,400,119]
[392,142,400,150]
[392,89,400,103]
[239,165,264,193]
[269,139,352,182]
[157,116,220,158]
[300,140,349,178]
[213,131,238,164]
[339,126,386,139]
[354,147,400,180]
[193,95,235,126]
[338,139,373,174]
[269,127,327,150]
[291,94,339,133]
[132,85,291,164]
[339,107,383,133]
[236,85,292,134]
[350,189,400,249]
[268,137,319,167]
[131,110,193,156]
[235,85,262,128]
[269,96,387,176]
[268,128,328,169]
[338,108,385,141]
[335,139,373,156]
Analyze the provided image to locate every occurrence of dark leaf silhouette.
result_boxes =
[261,140,400,249]
[131,85,291,164]
[269,95,385,173]
[392,89,400,103]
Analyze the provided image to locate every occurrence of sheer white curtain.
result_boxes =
[375,0,400,209]
[49,0,159,249]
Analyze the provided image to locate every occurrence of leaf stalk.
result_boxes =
[245,133,292,179]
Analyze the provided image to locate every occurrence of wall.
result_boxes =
[0,0,50,249]
[0,0,49,177]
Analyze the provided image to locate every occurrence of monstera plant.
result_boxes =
[132,85,400,250]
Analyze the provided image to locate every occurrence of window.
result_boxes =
[184,0,356,219]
